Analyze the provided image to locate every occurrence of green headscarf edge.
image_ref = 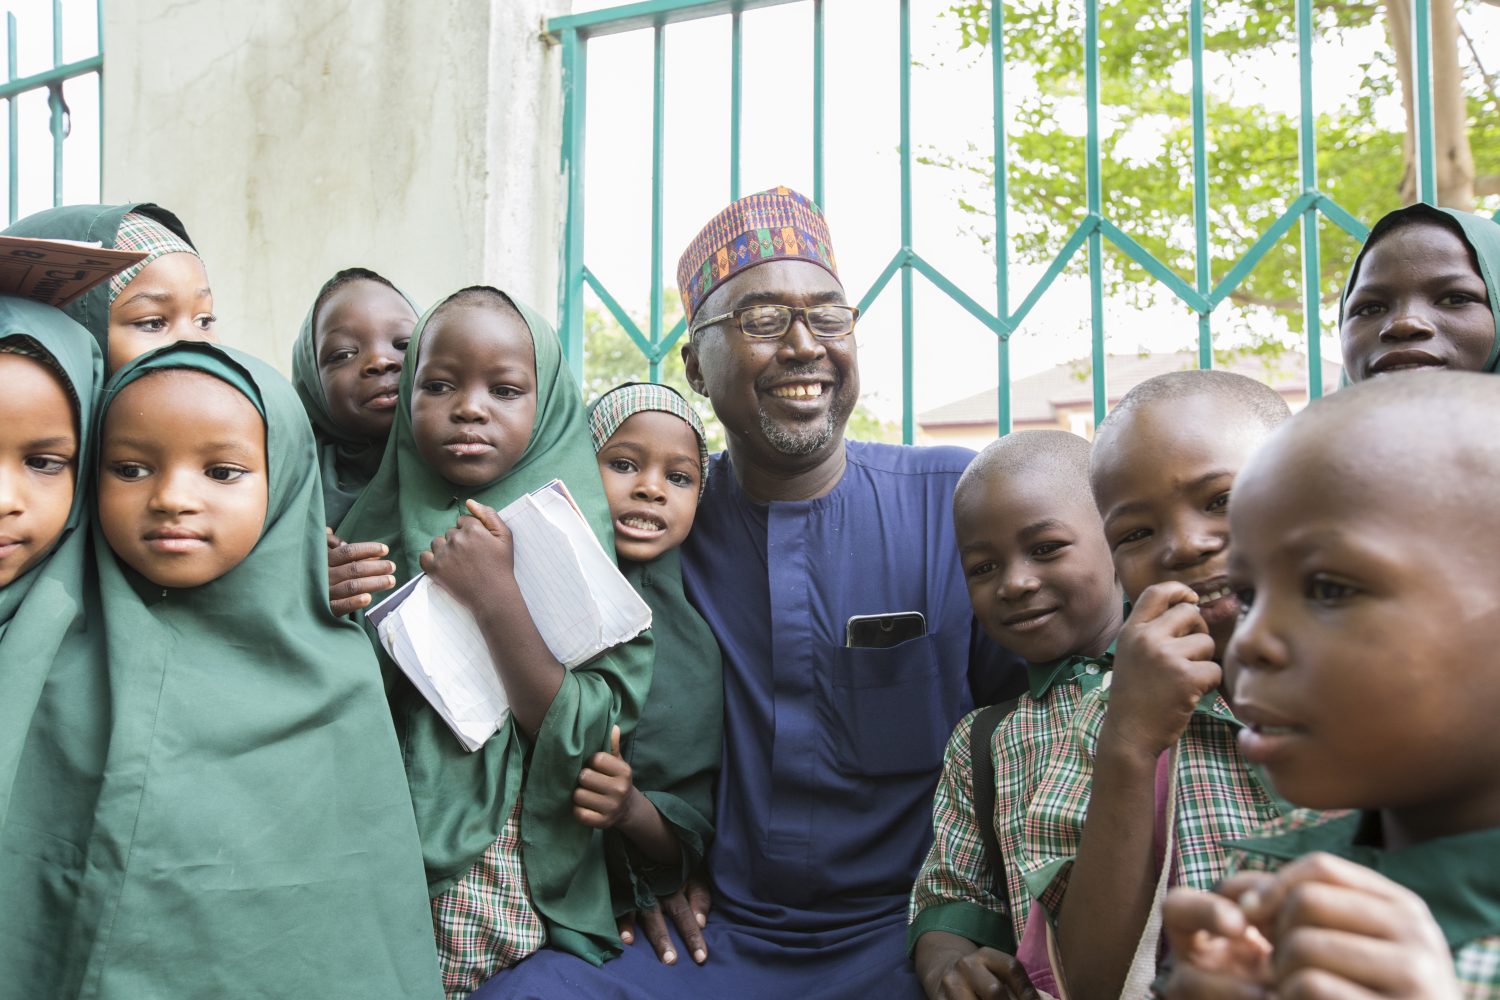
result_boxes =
[290,267,421,527]
[2,203,196,356]
[1338,205,1500,384]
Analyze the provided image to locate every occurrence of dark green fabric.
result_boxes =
[1339,206,1500,377]
[290,271,419,526]
[2,203,195,356]
[610,554,723,913]
[1026,643,1114,701]
[1232,812,1500,951]
[0,300,105,997]
[337,288,654,965]
[64,341,442,998]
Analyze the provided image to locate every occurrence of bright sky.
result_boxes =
[5,0,1497,423]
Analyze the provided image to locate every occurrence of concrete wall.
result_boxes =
[101,0,568,370]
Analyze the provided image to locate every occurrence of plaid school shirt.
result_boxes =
[908,653,1112,952]
[1019,678,1290,922]
[431,797,547,999]
[1227,811,1500,998]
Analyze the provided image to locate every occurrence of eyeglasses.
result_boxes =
[689,303,860,341]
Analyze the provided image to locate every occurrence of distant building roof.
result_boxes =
[918,350,1345,428]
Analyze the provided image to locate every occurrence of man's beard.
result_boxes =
[756,384,854,457]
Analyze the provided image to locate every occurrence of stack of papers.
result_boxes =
[368,480,652,751]
[0,235,147,307]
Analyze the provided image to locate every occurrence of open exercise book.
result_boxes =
[367,479,652,751]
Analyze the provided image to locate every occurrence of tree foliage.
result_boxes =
[934,0,1499,337]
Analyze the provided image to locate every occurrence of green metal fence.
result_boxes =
[546,0,1446,442]
[1,0,102,224]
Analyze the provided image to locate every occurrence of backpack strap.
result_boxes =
[969,697,1022,899]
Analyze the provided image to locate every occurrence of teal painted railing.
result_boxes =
[547,0,1441,442]
[2,0,101,224]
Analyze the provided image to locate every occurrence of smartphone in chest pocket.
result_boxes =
[844,611,927,649]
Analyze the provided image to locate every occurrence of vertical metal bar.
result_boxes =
[7,14,16,225]
[812,0,825,208]
[649,24,667,383]
[1411,0,1437,204]
[730,11,742,200]
[558,27,588,381]
[1084,0,1106,426]
[51,0,62,205]
[1190,0,1212,370]
[992,0,1011,435]
[96,0,103,198]
[1296,0,1323,398]
[899,0,914,443]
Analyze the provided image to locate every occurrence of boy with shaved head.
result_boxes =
[1022,371,1306,998]
[910,431,1124,1000]
[1163,370,1500,998]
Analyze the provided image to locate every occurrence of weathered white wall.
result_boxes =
[101,0,569,370]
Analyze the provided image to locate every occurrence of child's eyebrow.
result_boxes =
[1353,271,1484,294]
[22,435,75,450]
[1017,517,1069,540]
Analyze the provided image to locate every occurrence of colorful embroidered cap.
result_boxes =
[588,382,710,499]
[108,211,200,301]
[676,186,839,323]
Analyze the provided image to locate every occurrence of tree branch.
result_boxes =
[1459,20,1498,103]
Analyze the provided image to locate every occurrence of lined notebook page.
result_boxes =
[367,479,653,752]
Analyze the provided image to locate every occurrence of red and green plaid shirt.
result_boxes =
[431,797,546,999]
[1019,678,1291,915]
[909,655,1110,952]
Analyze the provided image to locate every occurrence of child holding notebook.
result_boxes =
[336,286,654,997]
[579,382,724,966]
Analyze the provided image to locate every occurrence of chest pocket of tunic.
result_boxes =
[828,635,951,777]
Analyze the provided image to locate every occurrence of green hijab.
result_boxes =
[1340,205,1500,378]
[0,296,101,819]
[65,342,442,998]
[0,300,105,998]
[2,202,197,356]
[291,268,420,527]
[338,288,654,964]
[586,383,723,911]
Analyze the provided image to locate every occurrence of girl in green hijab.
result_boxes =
[1340,205,1500,382]
[337,286,655,996]
[291,267,421,526]
[3,202,215,374]
[0,297,106,997]
[72,341,442,998]
[579,383,723,933]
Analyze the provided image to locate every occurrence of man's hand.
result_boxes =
[327,527,396,616]
[419,500,515,611]
[573,726,636,829]
[1101,581,1220,763]
[934,947,1039,1000]
[616,874,712,966]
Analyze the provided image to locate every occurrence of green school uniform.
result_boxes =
[337,289,655,966]
[1231,812,1500,997]
[1341,205,1500,372]
[290,270,420,526]
[1,202,197,355]
[66,342,442,998]
[586,382,722,912]
[0,300,105,996]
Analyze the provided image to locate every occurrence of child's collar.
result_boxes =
[1231,812,1500,949]
[1026,639,1116,700]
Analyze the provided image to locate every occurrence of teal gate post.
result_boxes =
[0,0,103,224]
[547,0,1438,440]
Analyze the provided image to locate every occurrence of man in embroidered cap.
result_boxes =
[493,189,1026,998]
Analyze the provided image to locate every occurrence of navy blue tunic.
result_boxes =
[487,441,1024,999]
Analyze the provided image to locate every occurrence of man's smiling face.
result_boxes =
[683,259,859,464]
